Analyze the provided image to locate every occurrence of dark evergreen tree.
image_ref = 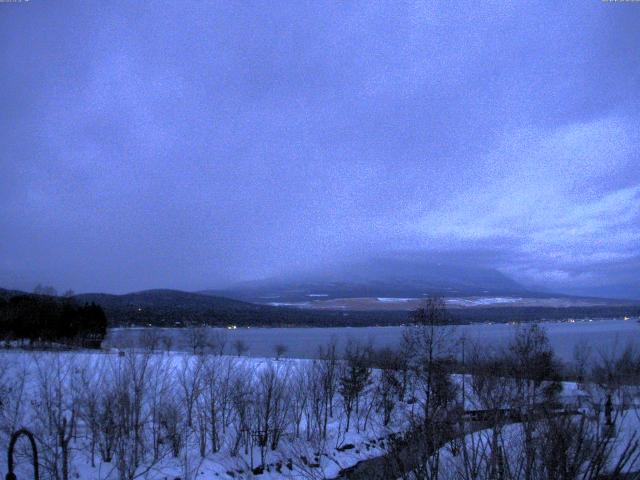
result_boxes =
[1,295,108,348]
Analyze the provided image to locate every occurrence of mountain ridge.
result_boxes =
[2,287,638,327]
[205,258,542,303]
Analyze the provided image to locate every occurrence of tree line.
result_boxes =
[0,294,107,347]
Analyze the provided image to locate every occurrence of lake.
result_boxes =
[105,318,640,364]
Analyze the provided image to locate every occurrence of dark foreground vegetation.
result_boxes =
[0,293,107,347]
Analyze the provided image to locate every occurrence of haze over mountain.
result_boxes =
[203,255,640,305]
[207,257,531,303]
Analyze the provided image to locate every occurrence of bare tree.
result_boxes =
[572,340,593,383]
[160,334,174,352]
[274,343,288,360]
[199,356,237,454]
[158,396,183,457]
[140,328,161,352]
[78,356,108,468]
[96,387,118,464]
[233,339,249,356]
[305,360,327,441]
[506,324,560,480]
[253,361,291,465]
[147,353,174,461]
[208,329,227,356]
[403,297,457,424]
[318,338,339,436]
[187,326,210,355]
[108,352,156,480]
[32,353,79,480]
[395,297,459,478]
[372,348,406,426]
[0,355,28,438]
[459,344,517,480]
[229,362,254,456]
[289,363,310,438]
[591,343,640,413]
[177,354,203,429]
[507,324,560,408]
[338,341,371,433]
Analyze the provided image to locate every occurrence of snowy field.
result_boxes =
[0,351,415,480]
[1,344,639,479]
[106,318,640,364]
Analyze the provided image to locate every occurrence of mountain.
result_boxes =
[1,287,281,326]
[75,289,258,311]
[205,257,533,303]
[73,289,275,326]
[2,286,638,327]
[67,288,413,327]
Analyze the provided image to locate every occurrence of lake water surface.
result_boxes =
[105,318,640,364]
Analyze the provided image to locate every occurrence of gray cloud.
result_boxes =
[0,1,638,297]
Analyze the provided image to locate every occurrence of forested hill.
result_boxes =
[71,289,407,327]
[73,289,297,326]
[2,288,639,328]
[75,289,259,311]
[2,288,410,326]
[63,290,407,327]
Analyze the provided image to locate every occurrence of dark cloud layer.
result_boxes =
[1,1,639,297]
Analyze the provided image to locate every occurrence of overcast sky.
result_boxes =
[1,1,639,298]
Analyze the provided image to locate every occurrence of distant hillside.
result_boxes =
[205,258,538,303]
[66,289,410,327]
[0,288,29,300]
[66,289,640,327]
[75,289,259,311]
[73,289,280,326]
[2,287,638,328]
